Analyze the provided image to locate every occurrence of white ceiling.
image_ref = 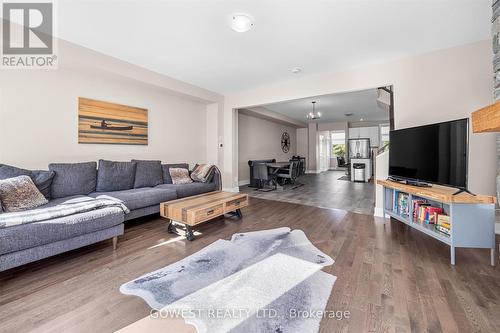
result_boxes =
[261,88,388,123]
[56,0,491,94]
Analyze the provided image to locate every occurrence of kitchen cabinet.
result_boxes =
[348,126,380,147]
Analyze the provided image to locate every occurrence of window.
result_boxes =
[331,131,346,157]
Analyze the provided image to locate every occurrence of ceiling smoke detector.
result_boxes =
[291,67,302,74]
[230,13,254,32]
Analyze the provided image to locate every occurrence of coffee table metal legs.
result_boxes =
[185,225,195,241]
[167,220,195,241]
[166,209,243,242]
[227,209,243,219]
[167,219,175,234]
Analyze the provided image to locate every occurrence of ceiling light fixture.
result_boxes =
[360,118,364,121]
[230,13,254,32]
[344,112,354,117]
[307,101,321,120]
[291,67,302,74]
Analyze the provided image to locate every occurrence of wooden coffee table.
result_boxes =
[160,191,249,241]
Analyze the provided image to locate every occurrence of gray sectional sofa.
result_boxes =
[0,160,221,271]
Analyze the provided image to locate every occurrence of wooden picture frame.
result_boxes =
[78,97,148,145]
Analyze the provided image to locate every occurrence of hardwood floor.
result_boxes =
[240,170,375,215]
[1,198,499,333]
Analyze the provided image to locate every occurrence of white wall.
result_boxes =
[224,40,496,198]
[0,41,222,170]
[296,128,308,167]
[319,122,349,169]
[374,151,389,217]
[237,113,297,183]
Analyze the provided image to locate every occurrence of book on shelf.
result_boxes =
[412,199,428,219]
[393,191,409,216]
[425,207,443,224]
[435,214,451,236]
[437,214,451,229]
[435,224,451,236]
[392,190,399,213]
[437,214,450,224]
[415,205,443,224]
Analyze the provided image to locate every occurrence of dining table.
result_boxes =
[265,161,290,190]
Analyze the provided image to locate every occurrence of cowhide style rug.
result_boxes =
[120,227,337,333]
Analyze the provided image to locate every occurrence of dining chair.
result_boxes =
[299,157,306,175]
[277,160,299,185]
[292,159,301,178]
[254,163,276,191]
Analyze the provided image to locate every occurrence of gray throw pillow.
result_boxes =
[97,160,137,192]
[30,170,55,199]
[0,164,55,199]
[162,163,189,184]
[0,176,48,212]
[132,160,163,188]
[49,162,97,199]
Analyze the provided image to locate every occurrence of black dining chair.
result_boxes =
[277,160,299,185]
[289,158,301,179]
[299,157,306,175]
[254,163,277,191]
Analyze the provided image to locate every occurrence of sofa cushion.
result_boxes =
[89,187,177,211]
[0,164,55,199]
[0,164,31,179]
[156,182,216,198]
[162,163,189,184]
[0,176,48,212]
[49,162,97,199]
[132,160,163,188]
[96,160,137,192]
[0,195,124,255]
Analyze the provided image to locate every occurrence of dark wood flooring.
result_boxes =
[0,198,499,333]
[240,170,375,215]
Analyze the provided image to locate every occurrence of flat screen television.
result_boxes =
[388,118,469,190]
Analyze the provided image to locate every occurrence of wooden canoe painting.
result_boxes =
[78,98,148,145]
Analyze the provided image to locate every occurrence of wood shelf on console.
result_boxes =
[376,179,496,204]
[379,179,496,266]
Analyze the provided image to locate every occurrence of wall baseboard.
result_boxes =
[305,170,320,174]
[238,179,250,186]
[373,207,387,218]
[223,186,240,193]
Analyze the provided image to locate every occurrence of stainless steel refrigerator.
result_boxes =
[348,138,371,159]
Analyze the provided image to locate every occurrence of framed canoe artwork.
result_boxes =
[78,97,148,145]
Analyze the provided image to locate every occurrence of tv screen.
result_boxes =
[389,118,468,189]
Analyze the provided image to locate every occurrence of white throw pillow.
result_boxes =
[169,168,193,185]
